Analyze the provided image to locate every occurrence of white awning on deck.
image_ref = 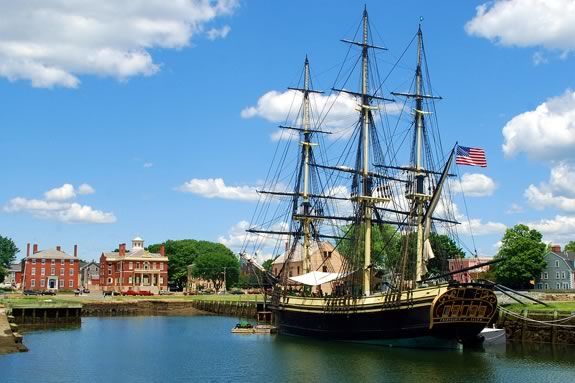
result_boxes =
[288,271,350,286]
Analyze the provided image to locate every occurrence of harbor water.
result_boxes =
[1,316,574,382]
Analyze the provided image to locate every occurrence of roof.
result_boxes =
[272,241,336,265]
[26,248,75,260]
[80,261,99,270]
[9,263,22,272]
[102,248,165,262]
[132,236,144,241]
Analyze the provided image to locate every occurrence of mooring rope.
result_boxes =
[498,305,575,328]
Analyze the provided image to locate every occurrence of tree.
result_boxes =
[494,224,546,289]
[262,259,274,272]
[426,233,465,276]
[192,251,239,291]
[0,236,19,282]
[338,224,402,270]
[564,241,575,253]
[147,239,237,290]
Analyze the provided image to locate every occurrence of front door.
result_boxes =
[48,278,56,289]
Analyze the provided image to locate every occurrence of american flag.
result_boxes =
[456,146,487,167]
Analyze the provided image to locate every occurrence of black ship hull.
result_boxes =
[272,284,497,347]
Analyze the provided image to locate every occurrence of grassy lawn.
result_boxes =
[0,292,264,307]
[503,301,575,313]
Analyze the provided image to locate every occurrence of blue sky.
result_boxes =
[1,0,574,262]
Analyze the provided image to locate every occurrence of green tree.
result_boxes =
[192,251,239,291]
[494,224,546,289]
[262,258,274,272]
[0,236,19,282]
[148,239,236,289]
[564,241,575,252]
[338,224,402,270]
[426,233,465,276]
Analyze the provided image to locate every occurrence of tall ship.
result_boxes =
[241,8,497,348]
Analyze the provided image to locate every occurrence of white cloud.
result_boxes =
[434,199,506,236]
[143,162,153,168]
[4,197,115,224]
[242,89,402,140]
[524,161,575,212]
[0,1,238,88]
[454,173,496,197]
[44,183,76,201]
[527,215,575,243]
[465,0,575,52]
[502,90,575,160]
[218,220,288,261]
[4,183,114,223]
[532,51,548,65]
[77,183,95,195]
[177,178,259,201]
[506,203,524,214]
[206,25,231,40]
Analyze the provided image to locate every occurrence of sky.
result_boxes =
[1,0,575,262]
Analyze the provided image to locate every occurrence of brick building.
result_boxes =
[99,237,168,294]
[21,243,80,291]
[448,257,492,283]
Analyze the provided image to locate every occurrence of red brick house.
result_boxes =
[448,257,492,283]
[99,237,168,294]
[21,243,80,291]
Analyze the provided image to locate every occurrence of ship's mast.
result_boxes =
[414,25,427,282]
[360,9,372,296]
[302,57,312,273]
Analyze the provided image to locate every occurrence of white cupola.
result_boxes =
[132,236,144,250]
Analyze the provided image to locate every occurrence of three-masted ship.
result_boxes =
[241,8,497,348]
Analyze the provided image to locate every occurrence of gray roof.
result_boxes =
[80,261,99,270]
[9,263,22,272]
[26,248,76,260]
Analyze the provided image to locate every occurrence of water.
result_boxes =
[1,316,574,383]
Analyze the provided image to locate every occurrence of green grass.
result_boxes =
[503,301,575,313]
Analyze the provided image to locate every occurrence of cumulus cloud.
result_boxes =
[524,162,575,212]
[177,178,259,201]
[4,189,115,224]
[502,90,575,160]
[506,203,524,214]
[143,162,154,168]
[242,89,402,140]
[433,198,506,236]
[77,183,95,195]
[218,220,289,261]
[465,0,575,52]
[44,183,76,201]
[527,215,575,243]
[0,1,238,88]
[454,173,496,197]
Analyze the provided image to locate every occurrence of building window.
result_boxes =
[70,259,74,265]
[41,268,45,276]
[322,251,332,259]
[160,263,164,271]
[32,259,36,264]
[129,262,133,270]
[69,280,73,288]
[51,267,55,275]
[556,272,561,279]
[544,272,548,279]
[545,283,549,289]
[160,277,163,284]
[31,279,35,287]
[323,266,328,272]
[556,283,561,289]
[537,283,542,289]
[41,259,46,264]
[129,277,133,284]
[562,271,566,279]
[555,260,560,267]
[297,266,300,274]
[59,280,64,287]
[108,278,112,284]
[60,268,64,276]
[32,268,36,276]
[41,279,45,287]
[108,268,112,275]
[70,268,74,276]
[563,283,569,289]
[61,259,65,265]
[51,259,55,265]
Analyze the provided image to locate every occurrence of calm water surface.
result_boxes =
[1,316,574,383]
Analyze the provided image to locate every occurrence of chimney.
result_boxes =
[119,243,126,257]
[26,243,30,257]
[74,244,78,258]
[160,244,165,257]
[56,245,61,251]
[551,244,561,253]
[33,244,38,254]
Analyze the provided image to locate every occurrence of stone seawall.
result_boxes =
[188,300,259,318]
[82,301,206,316]
[499,309,575,345]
